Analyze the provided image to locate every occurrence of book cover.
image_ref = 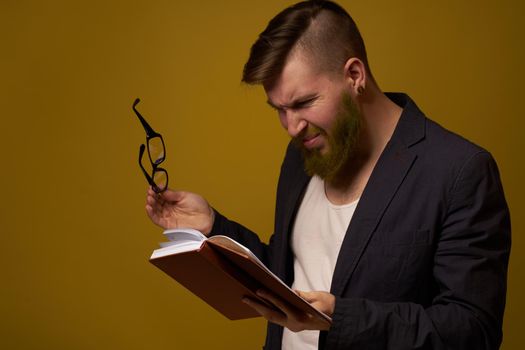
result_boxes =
[149,229,332,325]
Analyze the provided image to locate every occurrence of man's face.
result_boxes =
[265,52,361,181]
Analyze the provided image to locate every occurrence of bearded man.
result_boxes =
[145,1,510,349]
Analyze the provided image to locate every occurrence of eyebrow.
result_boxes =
[266,93,319,110]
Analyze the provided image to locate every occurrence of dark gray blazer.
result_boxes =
[211,93,511,349]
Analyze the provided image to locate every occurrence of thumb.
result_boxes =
[295,290,314,302]
[160,189,186,202]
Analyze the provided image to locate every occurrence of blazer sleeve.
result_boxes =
[323,151,511,349]
[209,208,274,266]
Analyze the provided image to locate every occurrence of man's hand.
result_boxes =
[242,289,335,332]
[145,187,215,234]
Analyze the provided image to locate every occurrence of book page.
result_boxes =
[150,228,207,259]
[163,228,207,243]
[208,236,267,269]
[208,236,298,292]
[207,235,290,290]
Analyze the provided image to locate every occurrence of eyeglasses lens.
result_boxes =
[148,136,165,165]
[153,170,168,191]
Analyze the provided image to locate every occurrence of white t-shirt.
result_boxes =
[282,176,358,350]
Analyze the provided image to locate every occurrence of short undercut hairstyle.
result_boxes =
[242,0,372,86]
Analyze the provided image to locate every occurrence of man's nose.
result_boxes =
[284,111,307,138]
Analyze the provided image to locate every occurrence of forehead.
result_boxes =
[264,51,343,105]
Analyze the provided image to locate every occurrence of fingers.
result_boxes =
[147,186,155,196]
[145,195,161,219]
[297,291,323,312]
[296,290,315,302]
[145,203,155,218]
[242,297,287,326]
[160,188,185,202]
[256,290,290,313]
[294,290,336,317]
[244,290,332,332]
[146,187,175,209]
[146,187,163,204]
[250,290,311,332]
[145,187,165,222]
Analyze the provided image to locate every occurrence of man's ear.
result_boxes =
[343,57,366,96]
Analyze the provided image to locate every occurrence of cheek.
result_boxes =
[308,107,338,133]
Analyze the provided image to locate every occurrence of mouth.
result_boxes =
[302,133,321,149]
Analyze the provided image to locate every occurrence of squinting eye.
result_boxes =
[296,99,315,109]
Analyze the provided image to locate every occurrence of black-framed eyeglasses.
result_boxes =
[133,98,168,193]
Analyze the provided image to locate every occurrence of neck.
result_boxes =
[358,86,402,160]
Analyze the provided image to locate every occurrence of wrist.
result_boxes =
[202,206,215,236]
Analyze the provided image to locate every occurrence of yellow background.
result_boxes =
[1,0,523,349]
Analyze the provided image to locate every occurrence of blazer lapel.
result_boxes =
[275,147,311,283]
[283,174,310,238]
[330,94,426,296]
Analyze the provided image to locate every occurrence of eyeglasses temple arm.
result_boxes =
[133,98,160,138]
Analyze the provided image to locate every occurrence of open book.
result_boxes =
[149,228,332,325]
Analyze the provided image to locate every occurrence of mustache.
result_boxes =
[292,124,324,145]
